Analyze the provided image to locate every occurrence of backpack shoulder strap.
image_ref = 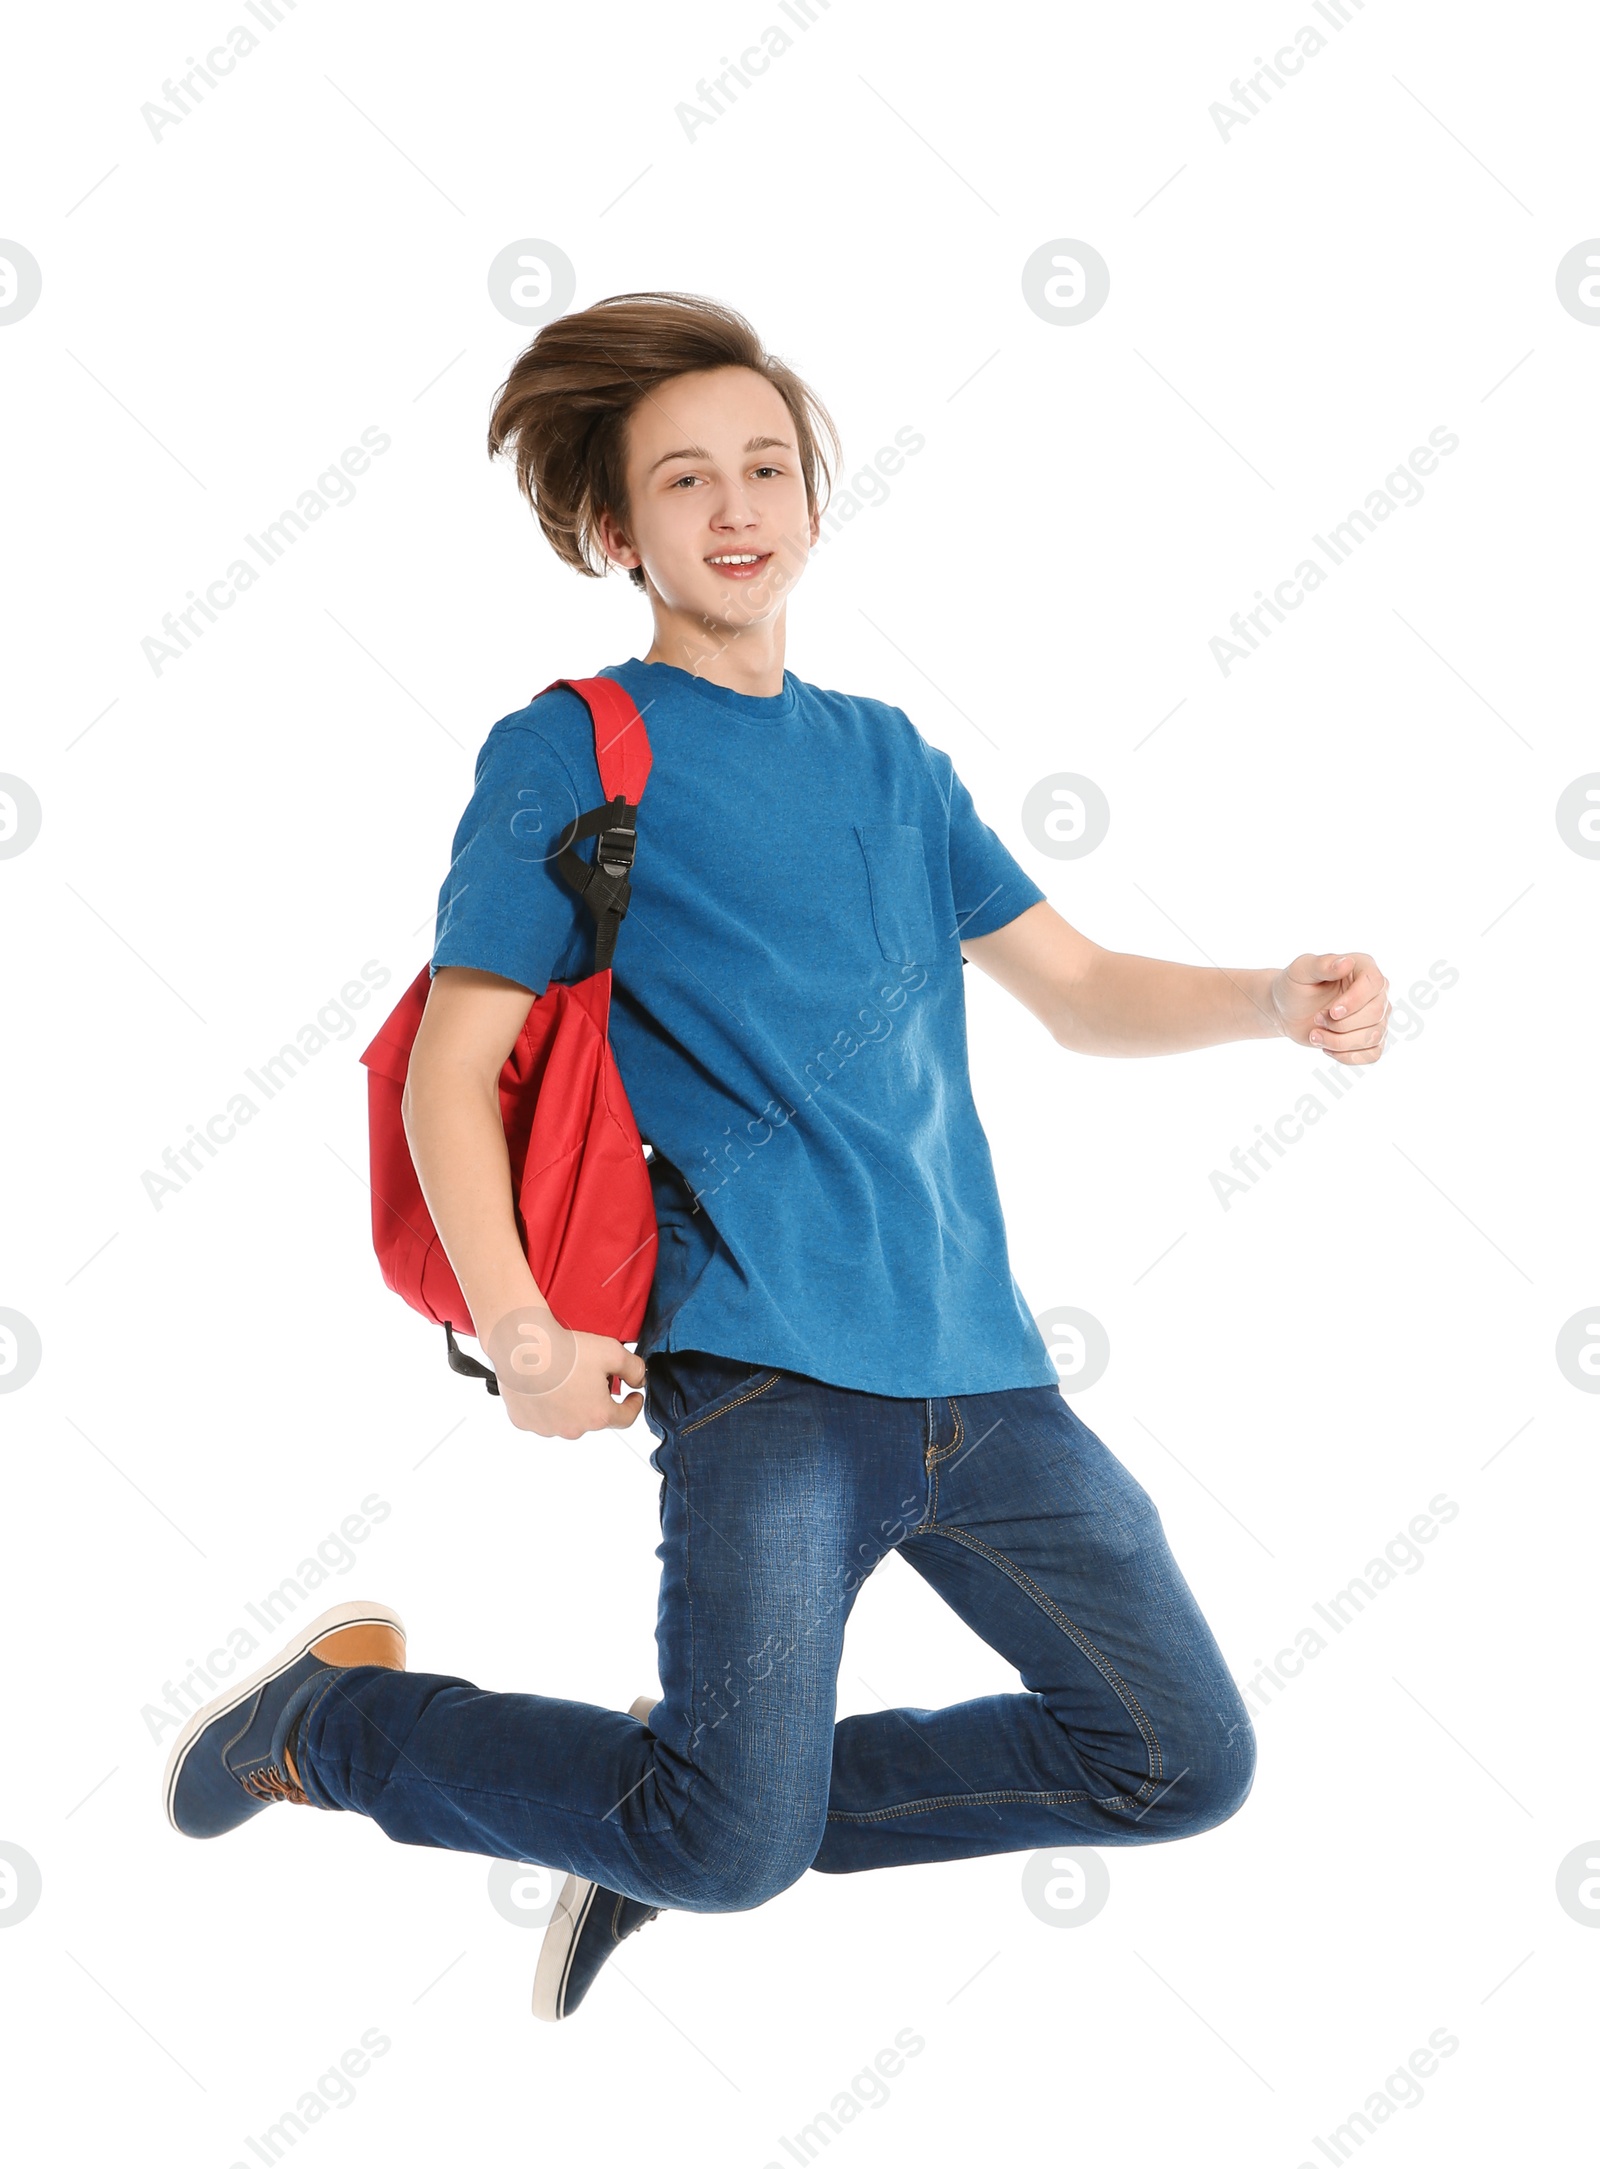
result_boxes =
[534,676,652,974]
[535,675,652,803]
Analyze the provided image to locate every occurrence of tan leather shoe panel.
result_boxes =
[311,1621,407,1670]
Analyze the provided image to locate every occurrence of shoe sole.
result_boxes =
[162,1599,406,1835]
[531,1692,657,2022]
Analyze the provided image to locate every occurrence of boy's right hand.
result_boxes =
[481,1305,647,1436]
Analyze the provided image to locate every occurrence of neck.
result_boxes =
[641,603,788,698]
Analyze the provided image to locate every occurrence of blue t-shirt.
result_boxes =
[431,657,1057,1397]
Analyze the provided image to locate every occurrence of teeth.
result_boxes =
[708,553,763,565]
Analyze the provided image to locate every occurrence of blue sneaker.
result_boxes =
[532,1693,663,2021]
[163,1601,406,1838]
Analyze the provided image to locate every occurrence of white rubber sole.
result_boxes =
[531,1692,657,2022]
[161,1599,406,1833]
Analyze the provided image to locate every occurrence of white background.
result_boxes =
[2,2,1597,2163]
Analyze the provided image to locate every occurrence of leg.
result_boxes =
[294,1353,929,1911]
[812,1384,1256,1872]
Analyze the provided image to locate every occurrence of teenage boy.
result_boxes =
[165,292,1390,2021]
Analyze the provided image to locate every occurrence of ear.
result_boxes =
[808,502,821,549]
[595,505,639,571]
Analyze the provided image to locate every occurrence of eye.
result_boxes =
[668,472,702,489]
[753,465,782,478]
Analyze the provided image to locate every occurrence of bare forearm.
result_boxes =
[1056,951,1283,1056]
[964,906,1384,1065]
[402,1065,549,1337]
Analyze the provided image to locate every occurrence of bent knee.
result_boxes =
[683,1825,821,1913]
[1151,1712,1256,1836]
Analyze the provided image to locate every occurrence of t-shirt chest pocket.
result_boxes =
[854,822,938,969]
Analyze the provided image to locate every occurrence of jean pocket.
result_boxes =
[854,822,938,970]
[659,1349,781,1430]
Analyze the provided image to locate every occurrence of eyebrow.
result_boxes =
[645,434,793,476]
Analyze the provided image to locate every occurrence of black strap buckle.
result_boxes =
[554,795,640,974]
[597,813,637,876]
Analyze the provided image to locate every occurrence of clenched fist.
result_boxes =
[1269,952,1390,1064]
[482,1305,648,1437]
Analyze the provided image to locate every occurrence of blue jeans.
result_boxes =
[296,1352,1257,1909]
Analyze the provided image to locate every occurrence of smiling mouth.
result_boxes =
[704,551,773,581]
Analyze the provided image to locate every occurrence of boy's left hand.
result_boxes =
[1269,951,1391,1063]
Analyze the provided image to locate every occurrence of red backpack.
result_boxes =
[359,677,657,1396]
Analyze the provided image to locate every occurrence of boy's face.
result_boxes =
[598,366,819,632]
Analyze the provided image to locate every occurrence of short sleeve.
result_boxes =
[430,723,592,994]
[945,759,1047,941]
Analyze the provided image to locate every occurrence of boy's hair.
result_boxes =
[486,290,841,591]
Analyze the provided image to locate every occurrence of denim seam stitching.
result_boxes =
[928,1398,965,1464]
[678,1432,706,1841]
[826,1784,1143,1824]
[896,1522,1163,1806]
[679,1373,782,1433]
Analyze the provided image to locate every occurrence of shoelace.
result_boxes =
[239,1762,309,1806]
[611,1896,661,1941]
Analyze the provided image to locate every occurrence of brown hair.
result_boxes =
[486,291,841,591]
